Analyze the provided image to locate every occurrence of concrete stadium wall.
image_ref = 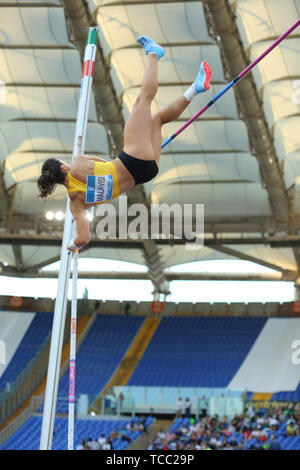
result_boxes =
[0,296,297,318]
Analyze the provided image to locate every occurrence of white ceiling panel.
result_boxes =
[274,117,300,161]
[96,1,213,52]
[0,49,81,85]
[0,0,298,275]
[110,45,225,93]
[13,180,66,214]
[0,245,15,267]
[150,182,270,217]
[1,87,98,122]
[161,120,250,152]
[161,244,233,268]
[263,80,300,126]
[0,7,71,46]
[123,83,238,122]
[1,121,108,156]
[152,152,260,186]
[250,39,300,91]
[235,0,300,46]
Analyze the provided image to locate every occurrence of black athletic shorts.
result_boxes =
[118,150,159,185]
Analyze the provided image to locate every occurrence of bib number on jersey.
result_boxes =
[86,174,113,203]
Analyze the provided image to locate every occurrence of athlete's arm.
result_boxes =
[69,202,91,249]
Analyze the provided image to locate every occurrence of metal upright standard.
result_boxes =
[161,19,300,149]
[40,27,98,450]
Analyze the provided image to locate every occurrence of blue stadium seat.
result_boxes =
[0,415,153,450]
[39,314,144,414]
[271,381,300,402]
[128,317,266,387]
[0,312,53,390]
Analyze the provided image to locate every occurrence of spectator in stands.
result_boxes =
[153,434,164,449]
[227,418,237,436]
[139,415,148,432]
[136,419,145,432]
[255,441,264,450]
[284,405,291,416]
[176,397,183,418]
[147,439,154,450]
[181,422,190,438]
[107,424,134,446]
[161,439,170,450]
[126,420,142,432]
[76,438,89,450]
[146,404,300,451]
[189,419,200,434]
[251,425,261,439]
[286,421,297,437]
[257,414,265,427]
[126,421,133,431]
[209,432,222,449]
[277,408,286,423]
[165,428,177,443]
[295,411,300,431]
[156,428,165,441]
[118,425,132,443]
[268,414,279,430]
[270,435,281,450]
[235,416,243,433]
[98,433,106,448]
[203,415,211,430]
[102,438,112,450]
[219,415,228,431]
[246,405,255,419]
[200,440,212,450]
[174,425,184,440]
[119,392,124,411]
[109,428,119,441]
[223,441,234,450]
[87,437,100,450]
[199,396,208,418]
[238,439,246,450]
[287,414,297,427]
[185,397,192,418]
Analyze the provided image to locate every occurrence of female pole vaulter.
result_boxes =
[37,36,211,251]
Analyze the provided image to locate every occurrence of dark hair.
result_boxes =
[37,158,66,199]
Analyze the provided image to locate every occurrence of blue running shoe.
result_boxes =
[137,35,165,60]
[195,61,212,93]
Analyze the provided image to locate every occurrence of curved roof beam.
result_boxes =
[202,0,291,224]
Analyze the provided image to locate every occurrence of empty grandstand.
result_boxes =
[0,300,300,450]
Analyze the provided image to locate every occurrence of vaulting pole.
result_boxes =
[40,27,98,450]
[67,250,78,450]
[161,19,300,149]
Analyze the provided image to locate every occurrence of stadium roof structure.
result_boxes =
[1,0,300,294]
